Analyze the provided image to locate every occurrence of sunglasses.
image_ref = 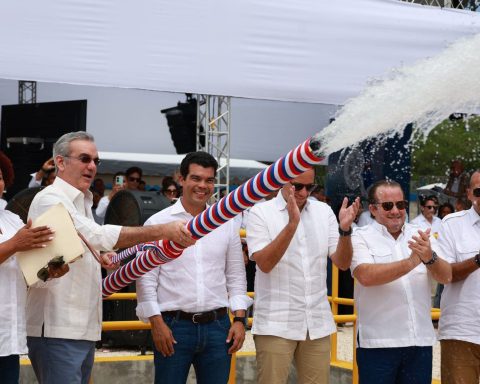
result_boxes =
[37,256,65,282]
[374,200,408,211]
[291,182,317,192]
[128,177,141,183]
[424,205,438,211]
[65,155,101,166]
[165,189,177,194]
[473,187,480,197]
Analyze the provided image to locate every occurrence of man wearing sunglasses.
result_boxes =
[25,132,195,384]
[411,195,441,237]
[436,171,480,384]
[246,168,360,384]
[351,180,452,384]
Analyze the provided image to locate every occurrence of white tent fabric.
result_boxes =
[97,151,273,179]
[0,0,479,105]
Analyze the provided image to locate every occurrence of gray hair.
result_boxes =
[53,131,95,160]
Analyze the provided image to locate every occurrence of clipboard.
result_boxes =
[16,203,85,285]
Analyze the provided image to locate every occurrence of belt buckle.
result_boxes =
[192,313,203,324]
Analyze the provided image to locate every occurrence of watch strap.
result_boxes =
[338,226,352,237]
[233,316,247,326]
[423,251,438,265]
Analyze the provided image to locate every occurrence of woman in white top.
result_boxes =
[0,151,55,384]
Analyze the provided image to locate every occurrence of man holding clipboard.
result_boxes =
[26,132,195,384]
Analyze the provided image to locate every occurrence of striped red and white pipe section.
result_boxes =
[102,137,323,297]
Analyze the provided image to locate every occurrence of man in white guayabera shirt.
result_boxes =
[351,179,451,384]
[436,170,480,384]
[26,131,194,384]
[247,168,360,384]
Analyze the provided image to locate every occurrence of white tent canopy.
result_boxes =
[1,1,479,105]
[97,151,272,180]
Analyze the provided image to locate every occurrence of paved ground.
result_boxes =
[89,325,441,381]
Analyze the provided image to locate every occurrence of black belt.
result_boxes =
[162,307,228,324]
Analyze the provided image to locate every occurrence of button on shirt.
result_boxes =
[26,177,122,341]
[0,210,28,356]
[437,208,480,345]
[351,221,436,348]
[136,199,249,321]
[247,194,338,341]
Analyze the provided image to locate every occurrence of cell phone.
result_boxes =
[115,175,124,185]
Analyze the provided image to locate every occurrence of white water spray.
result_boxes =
[313,33,480,157]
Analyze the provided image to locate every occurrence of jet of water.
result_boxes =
[313,33,480,157]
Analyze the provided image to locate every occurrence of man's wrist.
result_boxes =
[338,226,352,237]
[233,316,247,326]
[422,251,438,266]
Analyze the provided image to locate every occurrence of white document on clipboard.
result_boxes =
[16,203,85,286]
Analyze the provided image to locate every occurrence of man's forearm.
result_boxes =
[354,256,419,287]
[115,224,168,249]
[252,222,297,273]
[451,257,479,283]
[330,236,353,271]
[426,257,452,284]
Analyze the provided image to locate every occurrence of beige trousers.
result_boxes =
[441,339,480,384]
[254,334,330,384]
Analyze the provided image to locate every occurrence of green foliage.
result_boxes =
[411,116,480,183]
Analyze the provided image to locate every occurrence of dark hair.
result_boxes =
[180,152,218,179]
[0,151,15,188]
[368,180,404,204]
[420,194,439,207]
[162,176,177,190]
[438,202,454,219]
[126,166,143,178]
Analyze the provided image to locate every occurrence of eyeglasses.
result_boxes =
[128,177,141,183]
[473,187,480,197]
[165,189,177,194]
[291,182,317,192]
[424,205,438,211]
[374,200,408,211]
[64,155,101,166]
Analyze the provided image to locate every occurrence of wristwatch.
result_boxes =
[233,316,247,326]
[474,253,480,268]
[338,226,352,237]
[423,251,438,266]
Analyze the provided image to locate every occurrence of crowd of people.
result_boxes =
[0,132,478,384]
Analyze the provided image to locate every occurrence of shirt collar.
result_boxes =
[273,190,311,212]
[467,206,480,226]
[172,198,210,218]
[371,218,406,239]
[53,176,92,202]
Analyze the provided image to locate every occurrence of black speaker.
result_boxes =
[5,187,44,223]
[102,190,172,350]
[104,190,172,226]
[0,100,87,199]
[161,95,205,154]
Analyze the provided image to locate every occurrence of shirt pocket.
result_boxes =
[455,242,479,262]
[369,247,393,263]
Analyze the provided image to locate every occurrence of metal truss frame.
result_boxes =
[18,81,37,104]
[196,95,231,202]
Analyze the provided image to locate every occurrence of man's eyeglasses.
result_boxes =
[473,187,480,197]
[64,155,101,166]
[128,177,141,183]
[291,183,317,193]
[424,205,438,211]
[374,200,408,211]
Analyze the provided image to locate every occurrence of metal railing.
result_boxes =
[99,265,441,384]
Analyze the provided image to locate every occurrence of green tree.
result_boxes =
[411,116,480,186]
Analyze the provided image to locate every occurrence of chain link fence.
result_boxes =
[400,0,480,10]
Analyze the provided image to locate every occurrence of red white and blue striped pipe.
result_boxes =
[102,137,324,297]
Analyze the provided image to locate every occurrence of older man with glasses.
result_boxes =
[436,170,480,384]
[26,132,194,384]
[351,179,452,384]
